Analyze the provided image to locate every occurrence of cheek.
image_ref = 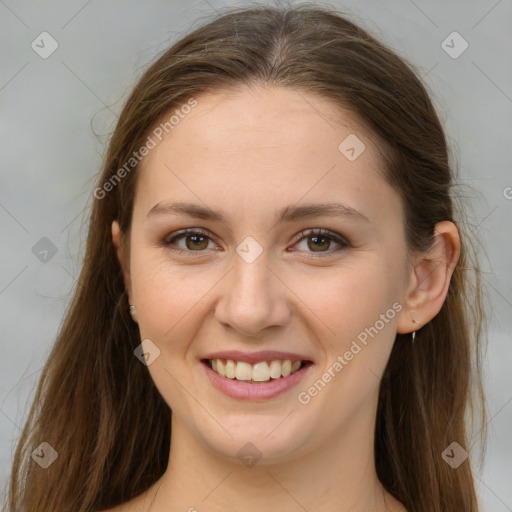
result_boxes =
[305,260,400,348]
[131,248,402,348]
[301,272,401,403]
[288,263,402,439]
[129,251,202,340]
[129,255,214,409]
[130,253,238,367]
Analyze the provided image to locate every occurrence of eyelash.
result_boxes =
[162,228,349,258]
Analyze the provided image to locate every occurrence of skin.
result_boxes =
[107,85,460,512]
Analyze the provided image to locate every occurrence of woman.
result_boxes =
[4,4,486,511]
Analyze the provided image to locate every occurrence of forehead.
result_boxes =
[145,86,371,158]
[133,85,400,227]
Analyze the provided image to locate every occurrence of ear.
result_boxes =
[112,220,133,304]
[397,221,461,334]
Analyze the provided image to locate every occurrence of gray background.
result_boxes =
[1,0,511,509]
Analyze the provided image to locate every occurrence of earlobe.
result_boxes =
[397,221,461,334]
[112,220,133,303]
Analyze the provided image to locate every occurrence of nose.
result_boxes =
[214,245,291,337]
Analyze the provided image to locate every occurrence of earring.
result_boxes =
[411,319,420,342]
[129,304,137,322]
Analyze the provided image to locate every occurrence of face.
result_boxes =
[115,86,412,464]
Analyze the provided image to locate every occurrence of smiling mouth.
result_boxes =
[202,358,312,383]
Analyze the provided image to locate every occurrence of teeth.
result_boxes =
[225,359,236,379]
[269,360,281,379]
[235,361,252,381]
[209,358,305,382]
[281,360,292,377]
[252,362,270,382]
[216,360,225,377]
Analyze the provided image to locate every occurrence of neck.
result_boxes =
[151,407,397,512]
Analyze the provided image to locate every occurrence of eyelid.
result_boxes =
[292,228,349,246]
[288,228,349,257]
[163,227,349,256]
[163,228,217,254]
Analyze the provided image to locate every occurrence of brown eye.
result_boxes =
[184,233,209,251]
[165,229,215,253]
[292,229,349,257]
[307,234,331,252]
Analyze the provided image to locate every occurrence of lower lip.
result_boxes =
[202,361,313,401]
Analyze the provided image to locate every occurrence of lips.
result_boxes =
[200,350,314,400]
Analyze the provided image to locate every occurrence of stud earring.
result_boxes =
[129,304,137,322]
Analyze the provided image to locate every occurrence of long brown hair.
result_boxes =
[3,4,487,511]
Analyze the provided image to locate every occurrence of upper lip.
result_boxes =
[202,350,314,365]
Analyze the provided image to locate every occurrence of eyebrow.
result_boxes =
[146,200,370,225]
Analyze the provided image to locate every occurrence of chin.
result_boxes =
[192,414,313,466]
